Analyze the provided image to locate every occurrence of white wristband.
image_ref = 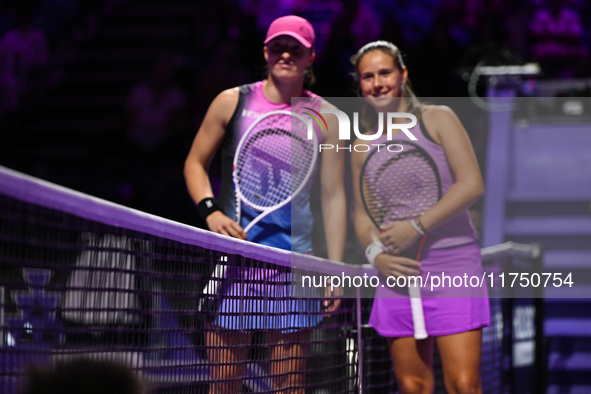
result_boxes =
[365,241,385,266]
[410,220,425,236]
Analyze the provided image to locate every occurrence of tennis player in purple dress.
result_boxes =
[351,41,490,394]
[184,16,346,394]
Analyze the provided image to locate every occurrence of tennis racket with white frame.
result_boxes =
[360,140,442,340]
[201,110,318,311]
[233,110,318,232]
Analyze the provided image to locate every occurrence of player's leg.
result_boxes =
[205,322,252,394]
[388,336,435,394]
[268,328,311,394]
[435,328,483,394]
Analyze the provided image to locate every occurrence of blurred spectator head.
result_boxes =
[549,0,573,12]
[21,359,146,394]
[350,2,381,50]
[126,53,186,154]
[529,0,589,77]
[15,0,35,28]
[199,40,249,93]
[149,54,176,92]
[216,41,241,65]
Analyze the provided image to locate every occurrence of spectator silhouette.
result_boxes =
[121,54,187,215]
[0,0,47,116]
[194,41,249,122]
[125,54,186,156]
[21,359,146,394]
[530,0,589,77]
[315,0,381,97]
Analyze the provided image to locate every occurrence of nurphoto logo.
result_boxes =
[302,109,418,152]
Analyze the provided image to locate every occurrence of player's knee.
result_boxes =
[208,382,237,394]
[212,365,241,380]
[446,373,480,394]
[397,376,434,394]
[208,356,242,382]
[210,376,246,394]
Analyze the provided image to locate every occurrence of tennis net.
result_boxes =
[0,166,543,393]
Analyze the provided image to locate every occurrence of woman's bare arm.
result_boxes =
[184,88,247,240]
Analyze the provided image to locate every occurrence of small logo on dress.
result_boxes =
[242,109,262,119]
[302,107,328,132]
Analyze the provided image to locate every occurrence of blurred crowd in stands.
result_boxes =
[0,0,124,122]
[1,0,590,224]
[181,0,591,98]
[2,0,590,115]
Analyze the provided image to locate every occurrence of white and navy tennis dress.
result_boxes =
[213,81,324,331]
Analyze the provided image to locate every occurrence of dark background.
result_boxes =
[2,1,591,392]
[1,0,590,224]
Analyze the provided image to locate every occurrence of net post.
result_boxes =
[356,286,363,394]
[532,243,547,394]
[503,255,515,394]
[0,287,3,347]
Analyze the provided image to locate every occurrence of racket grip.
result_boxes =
[202,264,228,296]
[409,284,428,340]
[243,204,286,234]
[198,264,228,322]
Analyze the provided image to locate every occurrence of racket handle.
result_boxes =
[409,233,428,339]
[235,196,241,227]
[243,215,260,234]
[409,284,428,340]
[199,263,228,322]
[243,204,285,234]
[202,264,228,296]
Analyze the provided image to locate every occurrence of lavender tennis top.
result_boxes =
[366,112,478,250]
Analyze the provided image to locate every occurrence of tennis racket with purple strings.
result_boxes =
[201,110,318,313]
[360,140,441,340]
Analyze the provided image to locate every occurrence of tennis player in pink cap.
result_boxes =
[185,15,346,394]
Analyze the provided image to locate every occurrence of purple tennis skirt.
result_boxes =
[369,241,490,338]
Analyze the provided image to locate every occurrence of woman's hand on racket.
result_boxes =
[379,221,421,254]
[322,285,342,316]
[206,211,247,240]
[374,253,421,279]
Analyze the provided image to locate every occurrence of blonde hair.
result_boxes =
[350,41,421,130]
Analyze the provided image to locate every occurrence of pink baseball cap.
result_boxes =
[264,15,315,49]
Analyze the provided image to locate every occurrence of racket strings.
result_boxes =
[235,116,314,210]
[362,144,441,225]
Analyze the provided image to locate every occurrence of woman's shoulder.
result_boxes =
[214,87,240,106]
[421,105,458,127]
[420,105,460,145]
[420,104,456,120]
[208,87,241,124]
[218,82,261,100]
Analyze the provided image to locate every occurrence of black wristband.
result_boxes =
[197,197,221,220]
[416,218,428,234]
